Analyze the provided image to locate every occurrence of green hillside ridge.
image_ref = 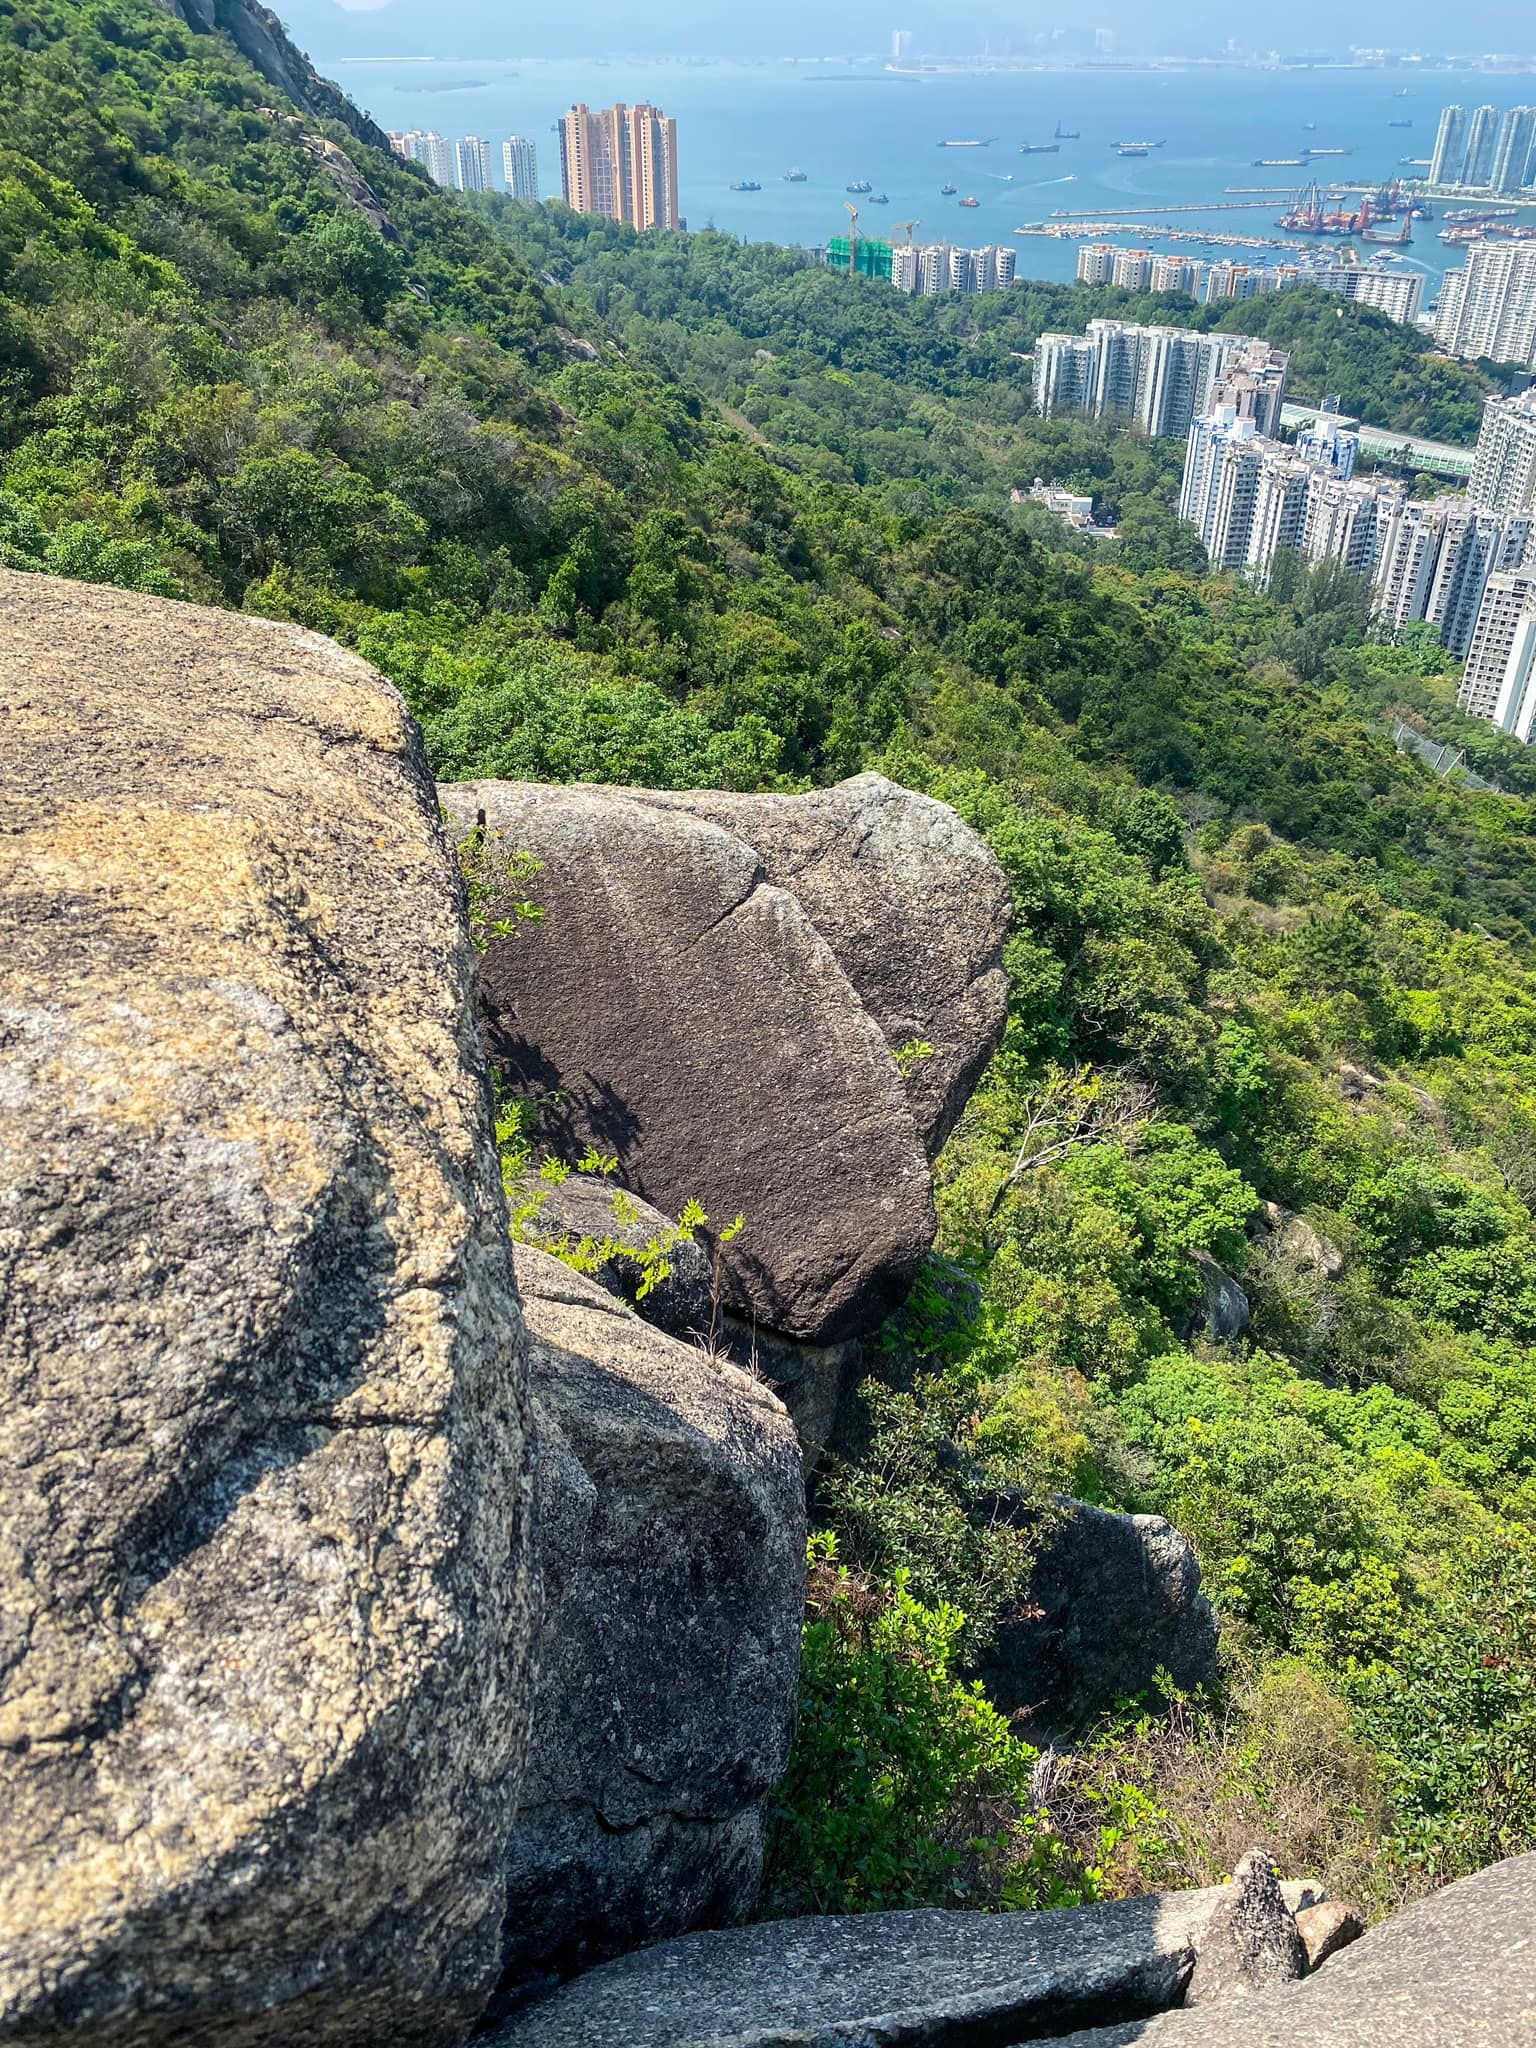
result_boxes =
[3,0,1536,1926]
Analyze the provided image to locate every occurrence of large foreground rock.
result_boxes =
[497,1884,1286,2048]
[441,779,971,1347]
[501,1248,805,1994]
[1033,1851,1536,2046]
[629,776,1013,1156]
[980,1502,1219,1738]
[0,574,537,2047]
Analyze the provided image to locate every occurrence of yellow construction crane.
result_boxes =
[896,218,921,245]
[844,199,859,275]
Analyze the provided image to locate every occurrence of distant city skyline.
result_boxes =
[282,0,1536,63]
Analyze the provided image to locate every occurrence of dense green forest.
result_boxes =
[4,0,1536,1927]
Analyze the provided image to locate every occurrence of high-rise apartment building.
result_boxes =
[890,28,914,60]
[1076,243,1115,286]
[892,243,1013,294]
[1462,105,1500,187]
[1490,107,1536,194]
[1373,500,1534,653]
[1295,413,1360,480]
[1468,388,1536,513]
[1071,246,1422,323]
[1311,265,1425,324]
[1202,260,1262,302]
[455,136,493,193]
[1460,570,1536,737]
[1430,104,1468,185]
[1180,406,1399,586]
[1110,248,1154,291]
[393,130,454,185]
[502,135,539,200]
[1034,320,1289,441]
[559,102,679,230]
[1149,255,1204,295]
[1436,243,1536,365]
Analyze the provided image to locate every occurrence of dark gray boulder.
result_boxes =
[518,1171,715,1342]
[1030,1851,1536,2047]
[439,780,939,1347]
[0,574,537,2047]
[629,774,1013,1156]
[495,1885,1250,2048]
[980,1501,1219,1738]
[501,1247,805,1992]
[718,1317,863,1464]
[1183,1850,1308,2005]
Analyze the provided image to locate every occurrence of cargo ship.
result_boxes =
[1112,139,1164,152]
[941,181,957,194]
[958,194,981,208]
[783,167,807,182]
[1255,156,1307,167]
[845,179,873,194]
[1055,122,1080,140]
[1020,142,1061,155]
[729,180,762,192]
[867,191,889,204]
[938,138,995,147]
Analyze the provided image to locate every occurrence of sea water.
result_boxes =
[331,54,1536,295]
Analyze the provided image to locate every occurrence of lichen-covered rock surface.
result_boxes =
[501,1246,805,1996]
[0,572,537,2048]
[438,776,1010,1351]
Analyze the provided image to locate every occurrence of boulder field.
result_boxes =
[3,575,1531,2047]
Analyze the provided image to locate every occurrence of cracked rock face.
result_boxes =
[439,777,1010,1350]
[500,1248,805,1993]
[0,574,537,2047]
[627,776,1013,1158]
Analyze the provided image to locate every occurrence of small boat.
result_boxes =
[729,180,762,192]
[1304,121,1317,132]
[941,182,957,195]
[1020,142,1060,155]
[1389,120,1413,129]
[1054,122,1080,140]
[783,167,808,181]
[958,194,981,208]
[867,191,889,204]
[845,179,872,194]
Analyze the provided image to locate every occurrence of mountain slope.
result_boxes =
[2,0,1535,1922]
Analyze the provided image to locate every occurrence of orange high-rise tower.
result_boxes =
[559,102,679,230]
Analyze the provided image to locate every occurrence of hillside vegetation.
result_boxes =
[3,0,1536,1924]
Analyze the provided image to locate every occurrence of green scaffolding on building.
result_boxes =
[827,236,893,281]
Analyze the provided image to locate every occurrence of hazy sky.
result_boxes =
[278,0,1536,62]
